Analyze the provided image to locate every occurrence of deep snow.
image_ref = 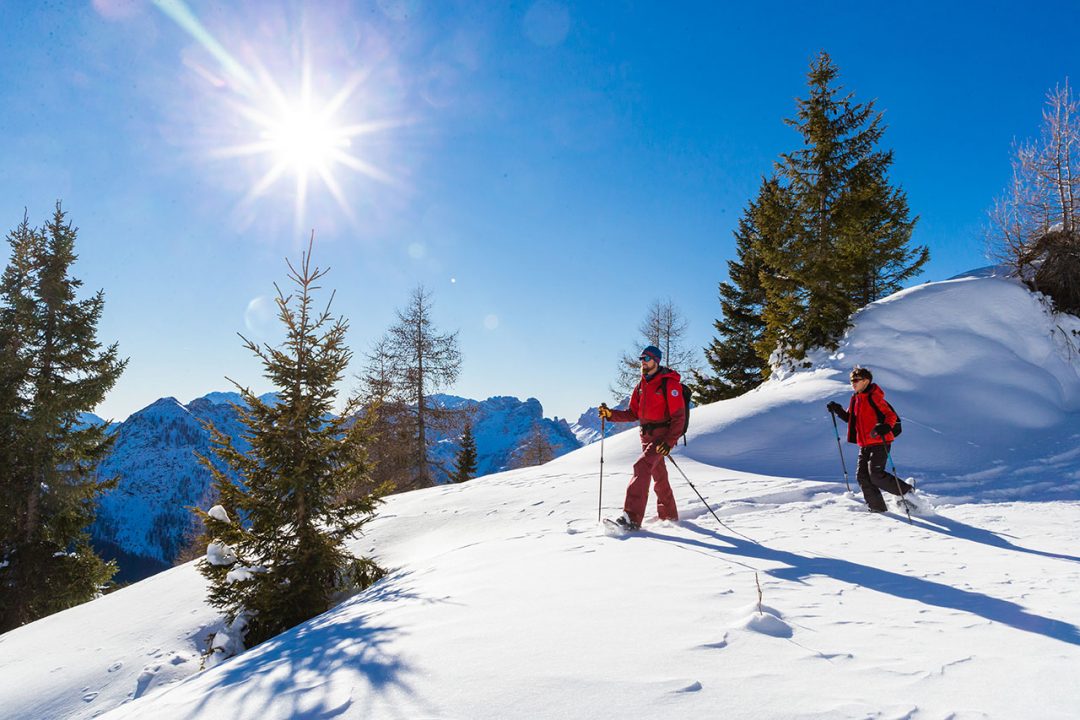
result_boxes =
[1,274,1079,720]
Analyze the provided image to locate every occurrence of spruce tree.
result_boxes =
[0,204,126,631]
[695,181,772,401]
[197,240,383,650]
[756,52,926,366]
[451,422,478,483]
[750,178,803,369]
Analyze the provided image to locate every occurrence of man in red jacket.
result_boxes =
[598,345,685,530]
[827,366,914,513]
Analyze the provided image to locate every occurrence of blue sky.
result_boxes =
[1,0,1076,423]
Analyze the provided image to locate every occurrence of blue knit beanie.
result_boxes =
[640,345,662,362]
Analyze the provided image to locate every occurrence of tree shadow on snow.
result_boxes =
[647,522,1080,647]
[903,513,1080,564]
[182,571,440,719]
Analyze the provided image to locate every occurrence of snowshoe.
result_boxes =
[894,490,932,515]
[604,512,640,532]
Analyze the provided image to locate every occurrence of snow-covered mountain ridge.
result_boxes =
[570,398,633,444]
[427,393,582,475]
[2,274,1079,720]
[90,394,266,579]
[91,392,591,579]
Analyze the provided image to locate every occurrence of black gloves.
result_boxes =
[598,404,612,420]
[871,422,893,438]
[654,440,672,456]
[826,401,844,415]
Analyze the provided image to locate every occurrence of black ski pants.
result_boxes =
[856,443,912,512]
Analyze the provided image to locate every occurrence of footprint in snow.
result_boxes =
[133,668,159,699]
[564,518,598,535]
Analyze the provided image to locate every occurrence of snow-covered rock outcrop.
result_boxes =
[682,275,1080,502]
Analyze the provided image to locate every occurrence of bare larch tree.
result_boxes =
[612,298,698,399]
[385,285,462,487]
[988,80,1080,313]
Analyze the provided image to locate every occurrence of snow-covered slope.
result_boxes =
[2,275,1079,720]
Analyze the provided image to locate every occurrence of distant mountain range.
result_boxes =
[90,393,267,582]
[570,399,633,444]
[428,394,582,475]
[90,391,623,583]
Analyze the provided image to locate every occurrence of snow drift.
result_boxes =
[681,274,1080,501]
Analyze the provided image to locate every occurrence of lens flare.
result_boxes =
[154,0,408,234]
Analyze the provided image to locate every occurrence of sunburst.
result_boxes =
[219,63,399,231]
[155,0,402,232]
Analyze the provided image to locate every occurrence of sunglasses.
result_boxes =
[639,356,656,362]
[850,377,869,384]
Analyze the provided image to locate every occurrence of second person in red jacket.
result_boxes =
[599,345,684,530]
[827,366,914,513]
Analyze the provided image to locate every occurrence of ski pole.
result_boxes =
[829,412,851,492]
[597,417,605,522]
[666,455,755,543]
[883,443,911,524]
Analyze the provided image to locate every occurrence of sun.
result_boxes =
[264,103,346,174]
[220,67,399,232]
[154,0,405,232]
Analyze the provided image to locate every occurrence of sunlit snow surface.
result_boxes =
[1,275,1079,720]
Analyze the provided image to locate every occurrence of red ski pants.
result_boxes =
[623,444,679,526]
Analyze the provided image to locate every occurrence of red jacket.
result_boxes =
[846,383,898,447]
[609,367,686,446]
